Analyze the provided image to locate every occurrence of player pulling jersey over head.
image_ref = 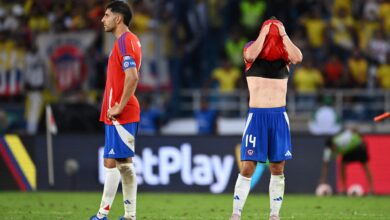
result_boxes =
[258,18,289,62]
[231,17,303,220]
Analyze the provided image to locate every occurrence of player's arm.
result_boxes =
[244,24,271,62]
[108,56,139,117]
[119,67,139,110]
[275,23,303,64]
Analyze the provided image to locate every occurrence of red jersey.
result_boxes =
[258,23,289,62]
[258,19,288,62]
[243,19,289,72]
[100,31,142,125]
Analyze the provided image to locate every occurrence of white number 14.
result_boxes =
[245,134,256,148]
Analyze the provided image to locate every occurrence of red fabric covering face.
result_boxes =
[258,20,289,62]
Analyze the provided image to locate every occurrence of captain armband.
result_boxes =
[122,56,136,70]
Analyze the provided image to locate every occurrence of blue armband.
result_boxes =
[122,56,136,70]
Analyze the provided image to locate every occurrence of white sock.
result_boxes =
[97,167,121,218]
[269,174,285,217]
[118,163,137,219]
[232,174,251,216]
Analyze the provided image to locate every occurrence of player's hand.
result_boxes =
[107,102,122,120]
[260,23,271,36]
[275,23,287,37]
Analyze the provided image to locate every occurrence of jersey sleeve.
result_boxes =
[118,34,137,71]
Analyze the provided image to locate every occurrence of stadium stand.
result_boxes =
[0,0,389,135]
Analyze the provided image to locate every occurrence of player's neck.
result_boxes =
[113,24,130,39]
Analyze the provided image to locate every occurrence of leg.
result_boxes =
[340,161,347,193]
[320,146,333,184]
[93,158,120,219]
[362,162,374,194]
[117,157,137,220]
[269,161,286,219]
[231,161,257,219]
[26,91,43,135]
[319,161,330,183]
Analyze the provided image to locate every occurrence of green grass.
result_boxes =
[0,192,389,219]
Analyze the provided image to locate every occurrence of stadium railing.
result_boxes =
[175,89,390,120]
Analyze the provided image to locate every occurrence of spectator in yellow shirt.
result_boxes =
[207,56,241,93]
[301,9,327,49]
[348,50,368,88]
[378,0,390,34]
[330,7,355,60]
[225,28,248,68]
[293,59,324,93]
[204,56,242,117]
[377,53,390,89]
[240,0,266,34]
[28,5,50,33]
[332,0,352,16]
[301,9,328,64]
[293,59,323,109]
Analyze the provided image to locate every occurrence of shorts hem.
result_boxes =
[104,154,134,159]
[269,157,293,163]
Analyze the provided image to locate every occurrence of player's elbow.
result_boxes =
[126,70,139,81]
[290,51,303,64]
[125,73,139,87]
[132,74,139,84]
[133,72,139,82]
[244,52,256,63]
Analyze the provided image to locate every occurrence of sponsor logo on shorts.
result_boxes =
[285,150,292,157]
[109,149,115,155]
[247,149,254,155]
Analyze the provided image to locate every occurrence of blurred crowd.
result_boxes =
[0,0,389,134]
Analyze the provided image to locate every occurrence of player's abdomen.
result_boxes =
[247,77,288,108]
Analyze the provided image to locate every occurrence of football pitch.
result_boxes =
[0,192,389,220]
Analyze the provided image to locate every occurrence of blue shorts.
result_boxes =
[104,122,138,158]
[241,107,292,163]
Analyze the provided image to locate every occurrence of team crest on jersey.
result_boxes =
[247,149,254,155]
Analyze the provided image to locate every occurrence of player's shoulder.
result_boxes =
[124,31,140,42]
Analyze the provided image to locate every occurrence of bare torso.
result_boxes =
[247,77,288,108]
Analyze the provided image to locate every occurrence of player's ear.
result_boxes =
[117,14,124,25]
[114,14,121,24]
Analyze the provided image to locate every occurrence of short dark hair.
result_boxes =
[106,1,132,26]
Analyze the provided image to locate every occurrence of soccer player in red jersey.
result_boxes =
[91,1,142,220]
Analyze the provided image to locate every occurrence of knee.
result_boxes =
[117,163,135,174]
[269,164,284,175]
[104,159,116,168]
[240,162,256,178]
[117,163,136,183]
